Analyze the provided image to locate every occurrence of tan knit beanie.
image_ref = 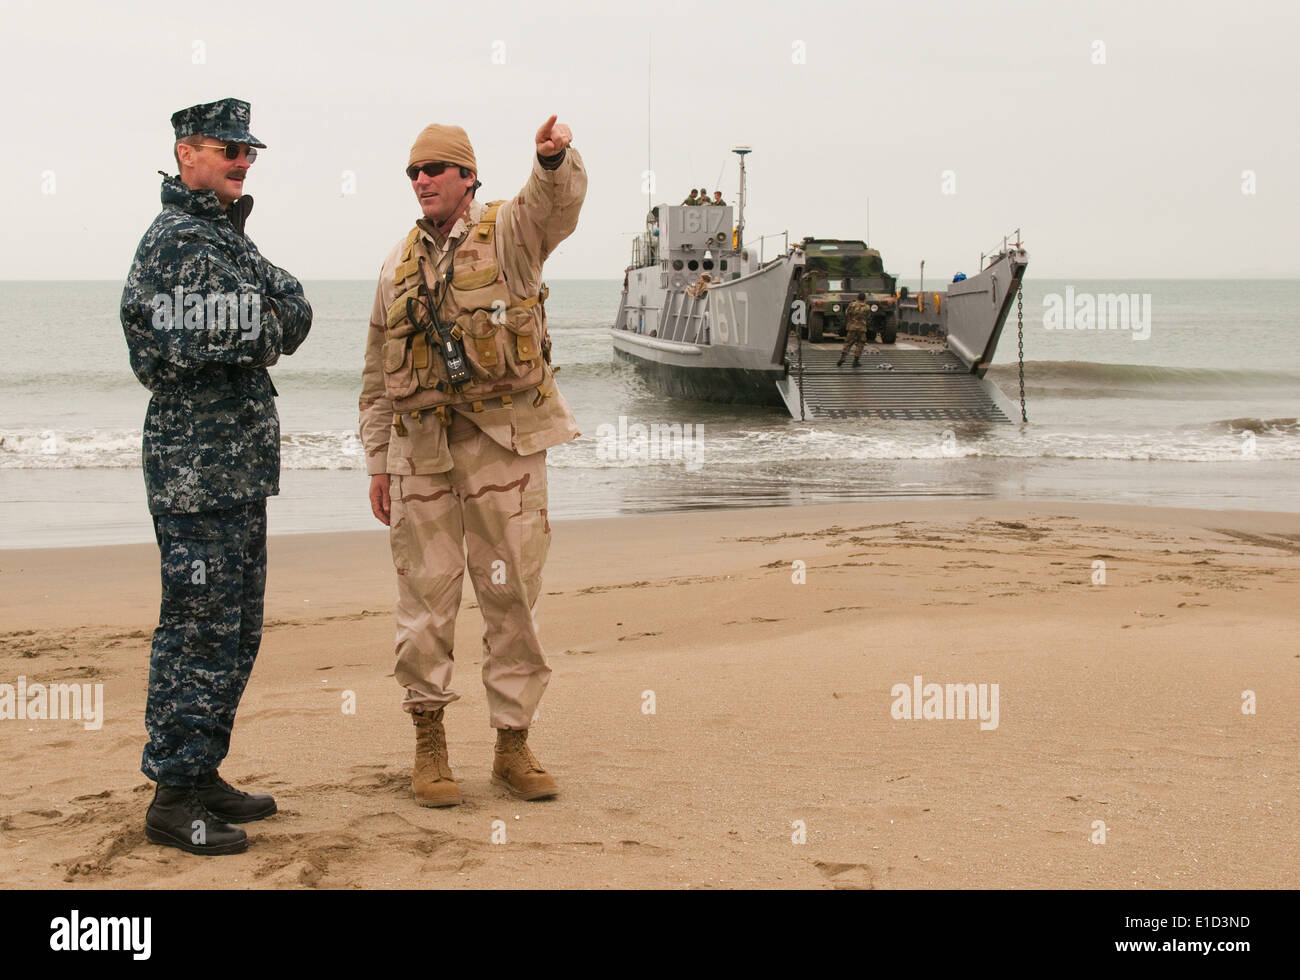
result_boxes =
[408,124,477,173]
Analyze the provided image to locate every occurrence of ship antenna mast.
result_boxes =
[647,37,653,220]
[732,145,751,250]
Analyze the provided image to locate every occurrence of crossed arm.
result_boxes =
[128,231,312,371]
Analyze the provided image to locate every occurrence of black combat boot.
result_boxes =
[145,785,248,855]
[195,771,278,823]
[852,356,861,367]
[836,357,845,367]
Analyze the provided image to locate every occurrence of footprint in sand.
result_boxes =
[251,832,360,887]
[61,827,156,882]
[0,807,73,832]
[812,860,876,890]
[615,840,667,855]
[342,766,408,794]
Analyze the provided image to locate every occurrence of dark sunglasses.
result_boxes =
[406,161,458,181]
[197,142,258,162]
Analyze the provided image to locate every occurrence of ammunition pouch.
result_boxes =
[380,204,554,424]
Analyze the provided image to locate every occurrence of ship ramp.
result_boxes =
[775,345,1018,422]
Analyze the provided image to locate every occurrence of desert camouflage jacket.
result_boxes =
[120,175,312,514]
[359,148,586,475]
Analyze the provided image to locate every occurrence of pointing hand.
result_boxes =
[535,114,572,156]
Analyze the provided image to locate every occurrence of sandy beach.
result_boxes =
[1,499,1297,889]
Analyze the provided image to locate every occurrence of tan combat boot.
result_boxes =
[412,707,461,807]
[492,728,557,801]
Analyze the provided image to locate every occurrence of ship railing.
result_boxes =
[979,228,1023,271]
[630,233,659,270]
[746,231,791,264]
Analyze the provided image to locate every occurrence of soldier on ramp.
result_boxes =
[838,292,871,368]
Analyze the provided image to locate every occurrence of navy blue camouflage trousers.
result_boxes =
[143,499,267,786]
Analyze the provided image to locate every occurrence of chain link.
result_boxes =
[795,299,806,420]
[1017,284,1027,422]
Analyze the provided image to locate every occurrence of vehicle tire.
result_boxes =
[882,321,898,345]
[809,312,824,342]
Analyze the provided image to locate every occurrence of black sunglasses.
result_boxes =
[406,161,458,181]
[197,142,258,162]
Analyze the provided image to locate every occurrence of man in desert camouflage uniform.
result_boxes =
[838,292,870,368]
[682,189,700,205]
[121,97,312,854]
[359,116,586,806]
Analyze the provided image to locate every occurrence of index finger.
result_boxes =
[536,114,558,141]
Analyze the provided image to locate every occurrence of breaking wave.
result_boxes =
[988,360,1300,397]
[5,419,1299,470]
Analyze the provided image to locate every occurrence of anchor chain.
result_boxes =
[1017,284,1027,422]
[795,297,806,420]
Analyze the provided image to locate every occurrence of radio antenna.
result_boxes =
[646,36,652,217]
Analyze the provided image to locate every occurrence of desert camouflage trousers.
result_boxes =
[388,416,552,730]
[841,326,868,358]
[143,499,267,786]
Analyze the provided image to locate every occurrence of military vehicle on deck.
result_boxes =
[611,147,1029,421]
[797,238,899,344]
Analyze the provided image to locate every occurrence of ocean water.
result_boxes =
[1,278,1297,549]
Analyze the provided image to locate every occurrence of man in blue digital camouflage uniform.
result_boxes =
[120,97,312,855]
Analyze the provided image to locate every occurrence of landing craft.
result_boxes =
[611,147,1030,421]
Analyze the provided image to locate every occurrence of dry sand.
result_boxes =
[1,499,1297,889]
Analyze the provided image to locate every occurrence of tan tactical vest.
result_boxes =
[381,200,554,430]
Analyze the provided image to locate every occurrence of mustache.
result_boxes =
[225,170,248,179]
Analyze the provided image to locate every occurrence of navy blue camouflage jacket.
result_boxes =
[120,175,312,514]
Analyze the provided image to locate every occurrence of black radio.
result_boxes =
[408,258,471,387]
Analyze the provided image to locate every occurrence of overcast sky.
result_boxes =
[3,0,1296,280]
